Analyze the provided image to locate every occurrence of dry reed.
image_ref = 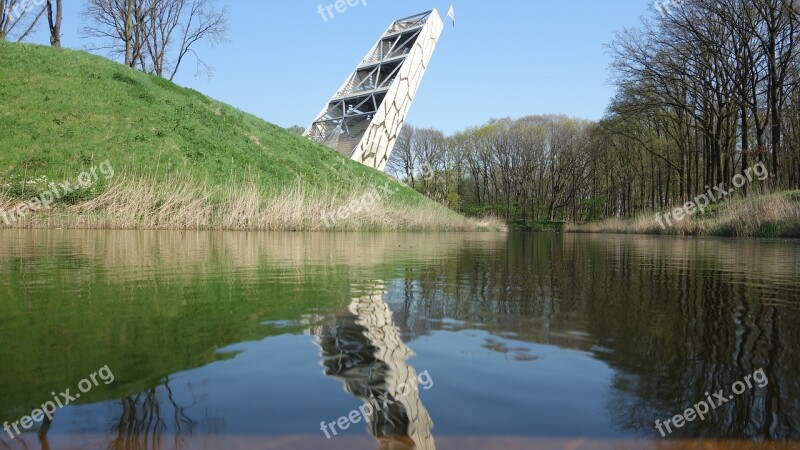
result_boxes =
[0,174,507,232]
[564,193,800,238]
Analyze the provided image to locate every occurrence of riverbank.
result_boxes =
[0,174,505,231]
[565,191,800,238]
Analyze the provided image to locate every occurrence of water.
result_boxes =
[0,230,799,449]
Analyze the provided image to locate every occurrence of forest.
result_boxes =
[388,0,800,225]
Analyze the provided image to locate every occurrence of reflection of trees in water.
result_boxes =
[316,288,435,449]
[14,377,212,450]
[106,377,214,450]
[597,257,800,440]
[382,235,800,439]
[8,379,209,450]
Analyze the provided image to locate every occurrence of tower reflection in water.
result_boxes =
[315,286,436,450]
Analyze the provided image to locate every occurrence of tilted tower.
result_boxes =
[305,10,446,171]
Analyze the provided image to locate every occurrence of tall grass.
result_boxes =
[0,174,507,232]
[564,191,800,238]
[709,193,800,237]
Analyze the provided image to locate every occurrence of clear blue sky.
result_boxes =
[25,0,653,134]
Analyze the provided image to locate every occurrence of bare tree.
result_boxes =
[1,0,46,42]
[162,0,227,80]
[45,0,61,47]
[83,0,228,79]
[412,128,446,196]
[83,0,149,67]
[387,125,417,186]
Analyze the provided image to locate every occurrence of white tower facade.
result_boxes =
[305,10,445,171]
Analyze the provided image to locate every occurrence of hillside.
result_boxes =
[0,42,502,231]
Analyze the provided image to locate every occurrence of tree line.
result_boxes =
[1,0,227,80]
[389,0,800,223]
[387,117,596,222]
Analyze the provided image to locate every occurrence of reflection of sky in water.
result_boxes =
[1,230,799,448]
[411,329,619,437]
[49,326,620,439]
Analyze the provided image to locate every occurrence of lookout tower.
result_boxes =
[305,10,446,171]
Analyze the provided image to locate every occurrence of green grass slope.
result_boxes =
[0,41,389,191]
[0,42,504,231]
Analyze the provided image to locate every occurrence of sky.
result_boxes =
[23,0,654,135]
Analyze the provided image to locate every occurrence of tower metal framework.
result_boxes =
[305,10,445,171]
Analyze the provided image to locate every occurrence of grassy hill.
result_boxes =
[0,42,502,231]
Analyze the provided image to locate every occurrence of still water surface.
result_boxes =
[0,230,798,449]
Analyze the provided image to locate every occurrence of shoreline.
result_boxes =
[564,191,800,239]
[0,177,507,233]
